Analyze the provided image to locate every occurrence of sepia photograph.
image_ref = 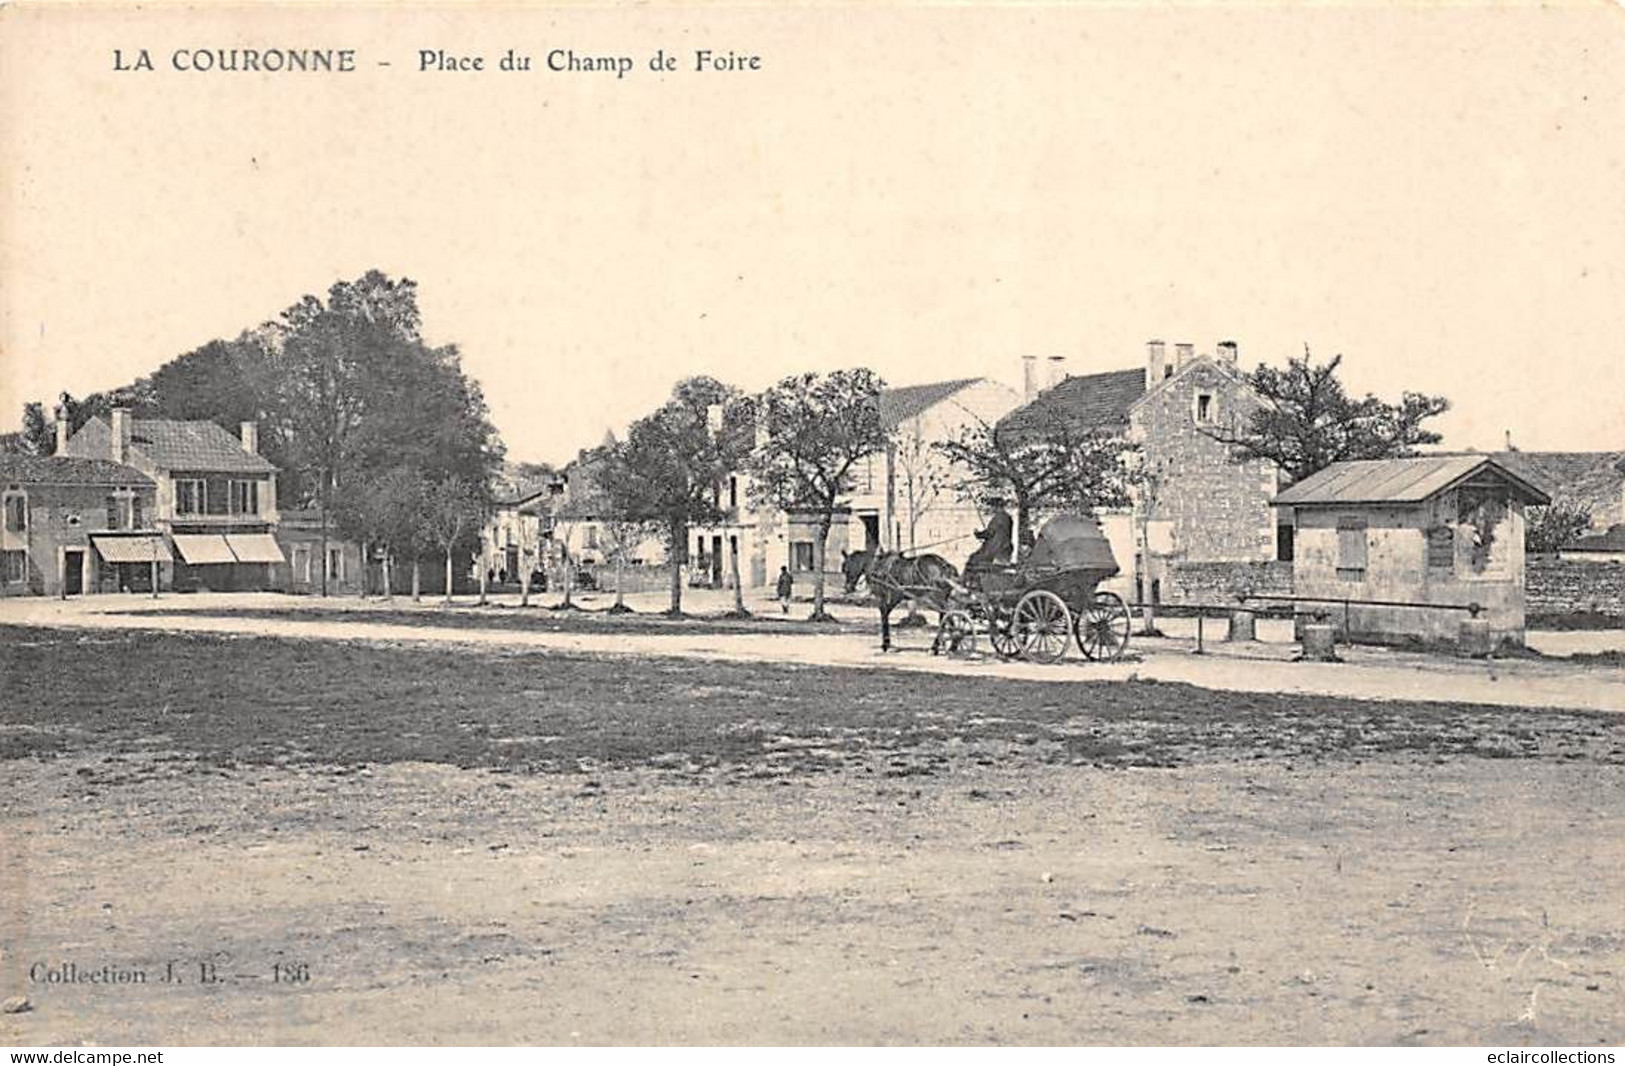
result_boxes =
[1,0,1622,1051]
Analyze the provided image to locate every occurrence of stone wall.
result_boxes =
[1527,556,1625,619]
[1156,559,1294,606]
[1132,357,1279,565]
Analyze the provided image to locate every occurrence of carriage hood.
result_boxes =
[1024,515,1119,575]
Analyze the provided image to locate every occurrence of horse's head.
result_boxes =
[842,549,875,594]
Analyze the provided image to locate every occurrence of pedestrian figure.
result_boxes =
[776,564,795,614]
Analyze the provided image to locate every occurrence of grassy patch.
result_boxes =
[3,625,1623,781]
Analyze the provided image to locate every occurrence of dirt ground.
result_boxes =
[3,628,1624,1045]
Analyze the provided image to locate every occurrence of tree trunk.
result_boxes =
[728,534,747,616]
[319,476,330,598]
[561,553,574,609]
[1138,521,1157,636]
[520,560,530,608]
[667,519,684,616]
[478,557,488,606]
[809,518,831,621]
[614,552,627,611]
[383,553,393,601]
[412,557,421,602]
[444,548,453,605]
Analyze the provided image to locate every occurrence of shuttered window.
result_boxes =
[1336,516,1368,580]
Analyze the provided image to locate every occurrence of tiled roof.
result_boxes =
[1274,456,1552,507]
[998,368,1146,438]
[0,454,153,487]
[878,379,981,430]
[127,418,277,474]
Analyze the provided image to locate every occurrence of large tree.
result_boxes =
[603,377,749,617]
[935,410,1138,556]
[749,369,890,621]
[1211,348,1450,484]
[423,474,482,603]
[1526,498,1593,555]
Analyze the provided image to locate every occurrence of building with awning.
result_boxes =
[62,408,283,592]
[1,453,159,597]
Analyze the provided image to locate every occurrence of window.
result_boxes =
[791,541,815,572]
[1276,524,1296,562]
[4,493,27,533]
[728,476,738,510]
[229,480,259,516]
[3,550,24,583]
[1336,516,1368,580]
[584,526,599,549]
[105,493,138,531]
[1195,392,1215,424]
[327,547,345,582]
[293,545,311,583]
[175,479,206,516]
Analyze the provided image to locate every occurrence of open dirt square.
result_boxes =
[3,624,1624,1045]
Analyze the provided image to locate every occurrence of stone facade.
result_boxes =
[0,459,161,597]
[1128,351,1280,605]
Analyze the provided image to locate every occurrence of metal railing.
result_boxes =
[1121,593,1485,655]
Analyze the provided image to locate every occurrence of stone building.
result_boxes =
[999,339,1288,604]
[62,408,284,590]
[0,453,162,597]
[1273,455,1550,648]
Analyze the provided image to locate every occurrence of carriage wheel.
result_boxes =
[1075,590,1132,662]
[1013,589,1072,664]
[987,606,1024,661]
[937,609,978,658]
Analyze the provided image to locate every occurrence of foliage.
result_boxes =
[13,270,503,513]
[19,403,52,455]
[422,474,482,552]
[1210,347,1450,484]
[934,410,1137,551]
[603,376,751,614]
[748,369,889,617]
[1526,498,1593,554]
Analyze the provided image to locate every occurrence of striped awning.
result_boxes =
[171,534,236,565]
[224,532,286,564]
[92,535,173,564]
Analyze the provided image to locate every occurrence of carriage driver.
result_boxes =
[964,495,1015,586]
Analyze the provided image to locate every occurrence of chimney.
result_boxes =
[1021,355,1039,401]
[1504,429,1516,453]
[1045,355,1067,390]
[240,420,259,455]
[54,407,68,455]
[1174,342,1194,371]
[1145,340,1166,390]
[1217,340,1238,366]
[111,407,131,465]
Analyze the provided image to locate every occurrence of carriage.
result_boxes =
[933,514,1133,664]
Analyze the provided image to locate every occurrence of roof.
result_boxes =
[127,418,277,473]
[998,368,1146,438]
[1274,456,1552,508]
[0,454,153,488]
[74,416,277,474]
[878,379,981,430]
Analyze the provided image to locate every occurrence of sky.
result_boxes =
[3,2,1622,466]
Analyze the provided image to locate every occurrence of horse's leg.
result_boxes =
[880,597,893,652]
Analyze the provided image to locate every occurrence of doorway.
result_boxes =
[860,514,881,551]
[63,549,84,595]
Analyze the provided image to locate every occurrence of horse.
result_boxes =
[847,549,960,653]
